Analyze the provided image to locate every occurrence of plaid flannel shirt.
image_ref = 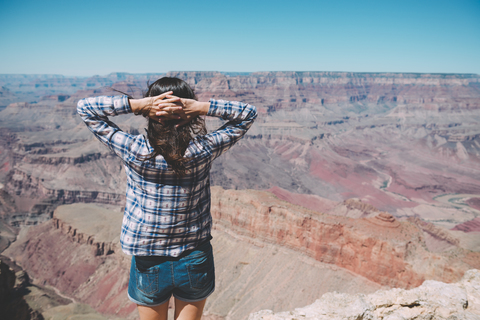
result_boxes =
[77,95,257,256]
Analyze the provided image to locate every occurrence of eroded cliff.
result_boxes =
[210,187,480,289]
[4,187,480,319]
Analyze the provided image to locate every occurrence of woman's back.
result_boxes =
[77,82,257,257]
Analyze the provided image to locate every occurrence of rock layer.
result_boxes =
[211,187,480,289]
[453,217,480,233]
[248,269,480,320]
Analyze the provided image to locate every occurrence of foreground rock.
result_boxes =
[249,269,480,320]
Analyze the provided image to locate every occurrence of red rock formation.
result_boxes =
[2,70,480,319]
[367,212,400,228]
[211,187,480,289]
[52,217,117,255]
[452,218,480,233]
[5,167,125,226]
[267,186,337,213]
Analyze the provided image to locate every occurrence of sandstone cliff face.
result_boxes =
[167,71,480,108]
[249,269,480,320]
[210,187,480,289]
[52,217,117,256]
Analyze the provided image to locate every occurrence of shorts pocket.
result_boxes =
[135,259,160,295]
[186,251,214,290]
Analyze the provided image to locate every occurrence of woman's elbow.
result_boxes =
[248,105,258,120]
[76,98,87,116]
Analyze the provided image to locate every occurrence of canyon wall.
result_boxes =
[4,187,480,319]
[210,187,480,288]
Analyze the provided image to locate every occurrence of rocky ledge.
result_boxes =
[249,269,480,320]
[211,187,480,289]
[52,203,122,256]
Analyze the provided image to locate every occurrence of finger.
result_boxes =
[156,107,182,115]
[152,103,180,111]
[156,97,181,105]
[156,111,182,119]
[153,101,182,109]
[165,96,183,105]
[169,106,183,113]
[158,91,173,99]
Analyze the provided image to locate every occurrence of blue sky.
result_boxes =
[0,0,479,76]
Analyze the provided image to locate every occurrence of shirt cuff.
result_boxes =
[207,99,223,117]
[114,95,133,115]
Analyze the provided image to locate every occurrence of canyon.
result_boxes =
[0,71,479,319]
[4,187,480,319]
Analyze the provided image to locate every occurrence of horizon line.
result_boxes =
[1,71,480,78]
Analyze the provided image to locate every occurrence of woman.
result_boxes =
[77,77,257,320]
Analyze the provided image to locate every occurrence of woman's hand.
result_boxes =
[129,91,183,122]
[158,97,210,127]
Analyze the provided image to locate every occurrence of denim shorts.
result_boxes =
[128,240,215,307]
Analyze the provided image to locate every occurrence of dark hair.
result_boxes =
[137,77,207,176]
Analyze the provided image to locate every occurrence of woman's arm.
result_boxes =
[76,93,181,161]
[76,95,133,159]
[164,98,257,161]
[204,99,257,159]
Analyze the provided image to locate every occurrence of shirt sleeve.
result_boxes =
[195,99,257,161]
[77,95,135,162]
